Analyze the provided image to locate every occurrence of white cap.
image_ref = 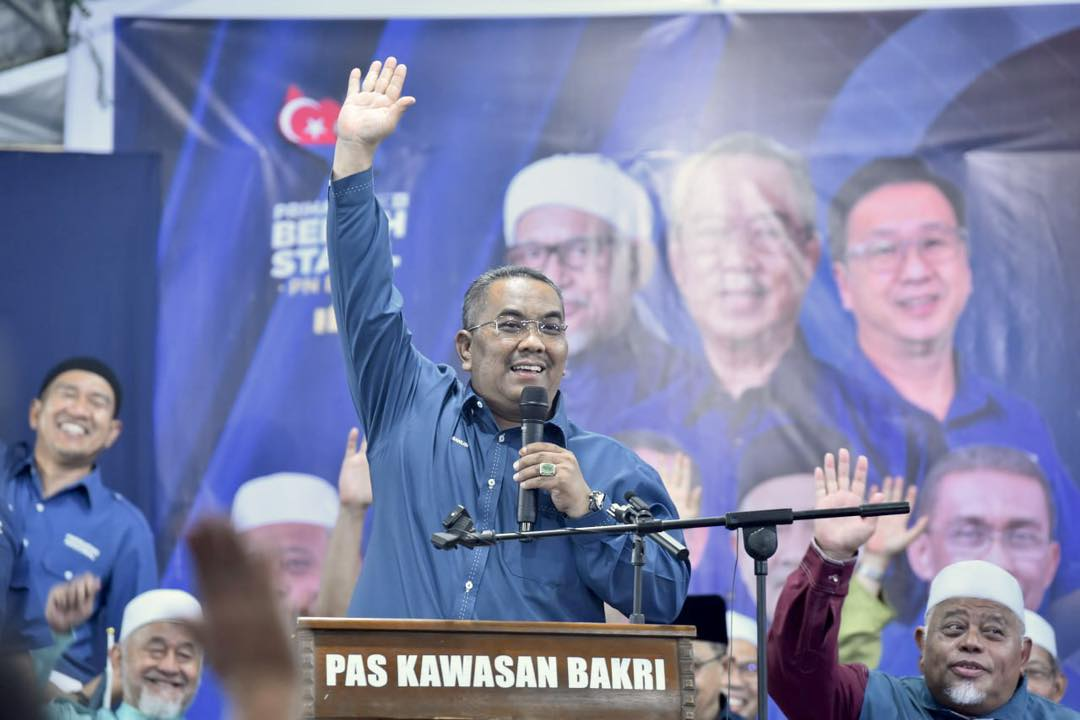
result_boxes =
[231,472,338,531]
[119,589,202,643]
[1024,610,1057,659]
[726,610,758,647]
[925,560,1025,628]
[503,154,654,247]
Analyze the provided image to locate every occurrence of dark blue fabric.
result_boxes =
[861,671,1078,719]
[329,169,689,622]
[1,442,157,681]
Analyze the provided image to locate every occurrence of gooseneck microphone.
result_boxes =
[517,385,549,533]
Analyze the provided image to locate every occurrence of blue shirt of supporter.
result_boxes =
[327,169,690,623]
[675,334,931,598]
[1,442,157,682]
[0,488,51,652]
[840,346,1080,672]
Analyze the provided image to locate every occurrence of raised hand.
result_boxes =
[44,573,101,633]
[812,449,884,560]
[658,451,701,519]
[863,476,926,559]
[338,427,373,517]
[332,57,416,179]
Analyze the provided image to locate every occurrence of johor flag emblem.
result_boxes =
[278,85,340,145]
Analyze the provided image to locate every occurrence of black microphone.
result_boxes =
[517,385,549,534]
[622,491,690,562]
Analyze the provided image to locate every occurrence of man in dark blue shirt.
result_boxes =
[828,157,1080,656]
[327,58,689,623]
[2,357,157,691]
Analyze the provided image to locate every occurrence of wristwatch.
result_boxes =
[586,489,606,514]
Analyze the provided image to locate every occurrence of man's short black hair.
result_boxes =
[912,444,1056,536]
[38,356,123,417]
[828,156,965,261]
[461,265,564,329]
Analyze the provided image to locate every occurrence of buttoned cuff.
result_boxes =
[802,540,857,596]
[330,168,374,203]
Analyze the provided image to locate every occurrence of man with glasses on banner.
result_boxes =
[326,57,688,623]
[828,157,1080,668]
[666,134,925,596]
[501,154,687,432]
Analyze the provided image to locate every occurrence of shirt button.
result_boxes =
[35,503,45,512]
[487,478,495,489]
[22,538,30,548]
[476,400,483,409]
[64,570,73,580]
[828,575,839,584]
[465,580,474,592]
[498,434,505,443]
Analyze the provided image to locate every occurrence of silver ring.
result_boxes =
[538,462,557,477]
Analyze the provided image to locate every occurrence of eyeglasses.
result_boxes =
[719,656,758,679]
[692,653,725,673]
[677,213,809,258]
[845,225,966,274]
[507,235,615,271]
[467,316,568,338]
[936,521,1050,558]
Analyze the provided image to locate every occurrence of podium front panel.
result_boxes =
[297,619,696,719]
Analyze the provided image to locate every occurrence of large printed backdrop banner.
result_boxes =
[112,8,1080,716]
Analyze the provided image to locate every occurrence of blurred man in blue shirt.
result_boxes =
[2,357,157,692]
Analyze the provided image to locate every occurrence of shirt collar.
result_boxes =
[847,347,1001,430]
[913,674,1031,719]
[15,448,105,509]
[461,384,571,444]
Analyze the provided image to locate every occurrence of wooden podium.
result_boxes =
[296,619,696,719]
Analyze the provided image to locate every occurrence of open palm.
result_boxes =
[333,57,415,177]
[813,449,884,559]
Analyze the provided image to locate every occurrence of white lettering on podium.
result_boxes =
[610,657,631,690]
[655,658,666,690]
[537,656,558,689]
[473,654,495,687]
[494,655,515,688]
[589,657,611,689]
[368,655,388,687]
[438,655,473,687]
[515,655,537,688]
[419,655,441,687]
[346,654,367,687]
[632,658,653,690]
[325,654,345,686]
[397,654,419,687]
[567,656,588,689]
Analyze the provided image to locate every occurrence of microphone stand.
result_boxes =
[433,500,909,720]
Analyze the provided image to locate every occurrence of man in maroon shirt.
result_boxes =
[767,449,1078,719]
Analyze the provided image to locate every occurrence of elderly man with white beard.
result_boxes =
[767,449,1079,719]
[43,578,203,720]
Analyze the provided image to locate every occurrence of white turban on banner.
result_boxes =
[231,472,338,531]
[726,610,758,647]
[503,154,653,247]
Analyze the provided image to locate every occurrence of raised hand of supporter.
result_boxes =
[862,476,926,559]
[44,573,101,633]
[514,443,591,519]
[658,451,702,519]
[813,449,885,560]
[338,427,373,517]
[187,517,298,720]
[333,56,416,178]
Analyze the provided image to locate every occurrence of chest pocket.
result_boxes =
[503,495,580,588]
[40,535,101,583]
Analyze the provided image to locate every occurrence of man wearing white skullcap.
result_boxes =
[722,611,760,719]
[767,449,1078,719]
[502,154,688,429]
[1025,610,1069,703]
[232,471,339,618]
[43,581,204,719]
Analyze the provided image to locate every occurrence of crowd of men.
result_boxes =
[2,54,1077,719]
